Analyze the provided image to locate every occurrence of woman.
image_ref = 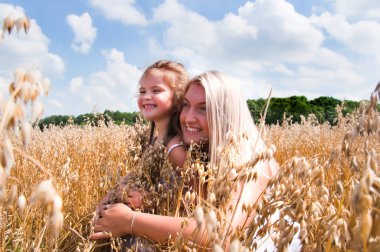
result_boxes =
[90,71,278,249]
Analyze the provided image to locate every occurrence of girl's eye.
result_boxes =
[199,106,206,112]
[139,90,146,94]
[153,89,161,93]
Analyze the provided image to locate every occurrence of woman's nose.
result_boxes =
[184,109,196,123]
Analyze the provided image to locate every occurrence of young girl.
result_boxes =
[137,60,188,169]
[95,60,189,250]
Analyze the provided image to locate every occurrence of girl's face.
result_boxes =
[138,71,174,122]
[180,83,209,145]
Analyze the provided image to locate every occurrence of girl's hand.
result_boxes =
[90,203,133,240]
[125,190,144,210]
[94,193,111,224]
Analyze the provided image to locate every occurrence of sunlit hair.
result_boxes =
[185,71,266,166]
[140,60,189,145]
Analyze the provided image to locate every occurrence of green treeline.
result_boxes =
[38,110,139,129]
[248,96,364,125]
[39,96,373,128]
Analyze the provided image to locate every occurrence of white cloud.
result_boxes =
[264,46,368,100]
[334,0,380,21]
[153,0,323,66]
[271,64,296,76]
[311,12,380,60]
[0,4,65,85]
[49,99,63,108]
[66,12,97,54]
[89,0,147,26]
[69,77,84,93]
[68,48,142,112]
[311,47,353,69]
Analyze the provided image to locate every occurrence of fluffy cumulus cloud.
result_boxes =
[0,4,65,91]
[89,0,147,26]
[66,12,97,54]
[148,0,379,101]
[334,0,380,21]
[68,48,142,112]
[153,0,323,64]
[311,12,380,60]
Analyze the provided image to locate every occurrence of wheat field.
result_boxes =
[0,96,379,251]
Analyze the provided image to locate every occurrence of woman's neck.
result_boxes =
[154,117,171,142]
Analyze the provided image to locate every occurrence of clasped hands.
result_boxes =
[91,189,144,240]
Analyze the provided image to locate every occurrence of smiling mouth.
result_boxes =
[186,124,201,132]
[143,104,156,109]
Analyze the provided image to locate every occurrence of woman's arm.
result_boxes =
[90,203,207,245]
[223,158,279,247]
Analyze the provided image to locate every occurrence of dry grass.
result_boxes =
[2,118,148,251]
[0,90,378,251]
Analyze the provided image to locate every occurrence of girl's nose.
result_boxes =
[142,93,152,100]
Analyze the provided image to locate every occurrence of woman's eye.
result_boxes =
[199,106,206,112]
[182,102,189,108]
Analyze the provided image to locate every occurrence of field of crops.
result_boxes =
[1,95,379,251]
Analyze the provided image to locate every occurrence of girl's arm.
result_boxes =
[166,135,187,169]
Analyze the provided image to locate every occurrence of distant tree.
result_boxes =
[38,115,72,129]
[265,97,291,124]
[310,97,340,124]
[342,100,360,115]
[247,98,265,123]
[287,96,313,123]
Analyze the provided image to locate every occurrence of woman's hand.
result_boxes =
[90,203,133,240]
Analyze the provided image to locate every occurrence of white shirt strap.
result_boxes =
[167,143,185,155]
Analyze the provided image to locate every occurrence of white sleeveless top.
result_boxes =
[167,143,186,155]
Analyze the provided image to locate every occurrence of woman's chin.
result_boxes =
[183,134,208,147]
[183,134,201,145]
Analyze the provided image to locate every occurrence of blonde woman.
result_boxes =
[91,71,279,249]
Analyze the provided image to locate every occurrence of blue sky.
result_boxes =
[1,0,379,117]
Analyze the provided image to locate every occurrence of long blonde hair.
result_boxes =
[185,71,266,167]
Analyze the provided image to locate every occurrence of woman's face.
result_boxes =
[180,83,209,145]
